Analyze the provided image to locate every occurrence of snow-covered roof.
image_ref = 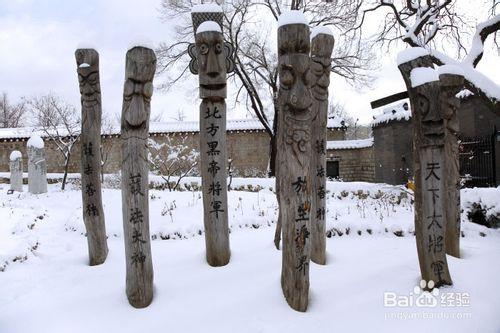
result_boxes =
[371,101,412,127]
[0,118,345,140]
[327,138,374,150]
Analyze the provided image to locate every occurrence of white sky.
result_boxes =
[0,0,498,125]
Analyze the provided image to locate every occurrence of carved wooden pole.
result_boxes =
[189,8,234,267]
[9,151,23,192]
[75,48,108,266]
[277,13,312,312]
[399,56,452,288]
[27,135,47,194]
[310,29,334,265]
[121,46,156,308]
[440,72,464,258]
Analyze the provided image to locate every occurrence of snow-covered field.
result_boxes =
[1,179,499,333]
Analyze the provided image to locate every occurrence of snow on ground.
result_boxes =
[1,179,499,332]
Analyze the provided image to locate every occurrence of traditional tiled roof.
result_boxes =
[327,137,374,150]
[0,118,344,140]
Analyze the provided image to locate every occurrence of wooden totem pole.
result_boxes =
[399,55,454,288]
[276,13,312,312]
[440,71,464,258]
[75,48,108,266]
[121,46,156,308]
[189,7,234,267]
[310,29,334,265]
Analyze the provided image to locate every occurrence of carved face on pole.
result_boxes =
[194,30,227,99]
[76,49,100,108]
[122,47,156,129]
[416,91,444,145]
[278,24,313,117]
[310,35,334,101]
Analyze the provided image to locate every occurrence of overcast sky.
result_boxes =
[0,0,498,125]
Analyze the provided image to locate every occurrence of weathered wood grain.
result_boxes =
[121,46,156,308]
[440,73,464,258]
[310,33,334,265]
[277,22,312,312]
[75,48,108,266]
[399,57,452,288]
[193,25,231,266]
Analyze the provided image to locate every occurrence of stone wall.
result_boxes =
[372,120,413,185]
[326,146,375,182]
[0,128,345,177]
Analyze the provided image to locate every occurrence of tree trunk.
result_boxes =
[61,153,70,191]
[310,33,334,265]
[399,55,452,288]
[120,46,156,308]
[277,21,312,312]
[75,48,108,266]
[440,73,464,258]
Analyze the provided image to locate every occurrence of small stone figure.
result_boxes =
[27,135,47,194]
[9,151,23,192]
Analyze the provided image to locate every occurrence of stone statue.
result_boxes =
[27,135,47,194]
[9,151,23,192]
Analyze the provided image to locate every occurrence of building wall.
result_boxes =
[372,120,413,185]
[0,128,345,177]
[459,96,500,138]
[326,146,375,182]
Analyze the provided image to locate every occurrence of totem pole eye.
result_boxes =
[200,44,209,55]
[280,67,294,87]
[124,80,134,99]
[215,43,222,54]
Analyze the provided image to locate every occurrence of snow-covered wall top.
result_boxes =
[0,118,345,140]
[9,150,22,161]
[277,10,308,27]
[326,138,374,150]
[191,3,223,13]
[371,101,412,127]
[196,21,221,34]
[27,135,44,148]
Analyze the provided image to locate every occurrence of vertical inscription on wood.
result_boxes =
[440,73,464,258]
[189,14,233,266]
[310,32,334,265]
[121,46,156,308]
[412,78,453,288]
[27,135,47,195]
[76,48,108,266]
[277,20,312,312]
[9,151,23,192]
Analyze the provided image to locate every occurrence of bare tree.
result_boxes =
[0,92,27,128]
[100,113,116,181]
[357,1,500,106]
[148,136,200,191]
[28,94,81,190]
[157,0,375,175]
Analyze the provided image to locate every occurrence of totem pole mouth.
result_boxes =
[422,121,444,140]
[312,88,328,101]
[200,83,226,91]
[284,103,311,115]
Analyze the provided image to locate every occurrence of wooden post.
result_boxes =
[440,73,464,258]
[9,151,23,192]
[27,135,47,194]
[121,46,156,308]
[191,20,231,266]
[277,18,312,312]
[399,57,452,288]
[75,48,108,266]
[310,30,334,265]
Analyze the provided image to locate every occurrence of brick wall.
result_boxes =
[326,146,375,182]
[0,129,346,176]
